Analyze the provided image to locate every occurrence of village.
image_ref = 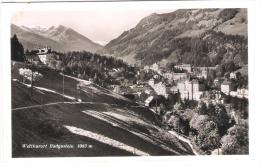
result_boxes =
[110,61,248,108]
[26,47,248,122]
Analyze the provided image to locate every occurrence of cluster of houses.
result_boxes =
[134,62,248,106]
[144,63,207,101]
[221,80,248,98]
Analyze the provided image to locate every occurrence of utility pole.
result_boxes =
[30,63,35,98]
[155,98,158,114]
[178,119,180,139]
[61,68,65,103]
[30,70,34,97]
[63,73,64,102]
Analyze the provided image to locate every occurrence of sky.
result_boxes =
[12,9,174,45]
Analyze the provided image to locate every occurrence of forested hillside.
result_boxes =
[31,51,137,88]
[102,9,247,66]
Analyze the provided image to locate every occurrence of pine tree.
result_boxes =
[11,34,25,62]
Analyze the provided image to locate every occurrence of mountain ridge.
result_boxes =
[102,8,248,66]
[11,24,103,53]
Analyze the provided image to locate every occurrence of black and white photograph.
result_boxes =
[10,7,249,157]
[1,1,260,167]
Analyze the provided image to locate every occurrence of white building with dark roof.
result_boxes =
[221,81,234,95]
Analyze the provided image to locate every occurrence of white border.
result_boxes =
[1,1,260,167]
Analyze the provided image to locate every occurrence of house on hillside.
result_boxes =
[36,47,52,64]
[221,81,234,95]
[230,72,237,79]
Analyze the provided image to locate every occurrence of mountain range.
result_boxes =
[12,8,248,67]
[11,24,102,53]
[102,8,248,66]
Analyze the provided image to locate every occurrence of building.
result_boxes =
[214,78,220,86]
[175,64,192,73]
[143,63,161,73]
[150,63,160,72]
[177,79,205,100]
[230,88,248,99]
[148,78,155,87]
[37,47,51,55]
[172,73,187,81]
[221,81,234,95]
[201,70,208,79]
[230,72,237,79]
[162,72,174,81]
[148,78,168,97]
[153,82,167,97]
[113,85,121,94]
[162,72,187,81]
[30,47,52,64]
[237,88,248,98]
[145,96,154,107]
[143,65,150,71]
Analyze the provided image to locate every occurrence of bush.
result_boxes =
[19,68,43,82]
[192,121,220,153]
[220,124,248,154]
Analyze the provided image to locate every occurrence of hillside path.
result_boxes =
[168,130,199,155]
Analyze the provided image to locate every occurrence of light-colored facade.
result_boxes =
[162,72,174,81]
[151,63,159,71]
[201,70,208,79]
[148,78,168,97]
[162,72,187,81]
[38,54,47,64]
[175,64,192,73]
[221,81,234,95]
[113,85,121,94]
[173,73,187,81]
[230,88,248,99]
[145,96,154,106]
[148,78,155,87]
[143,63,161,74]
[153,82,167,97]
[230,72,237,79]
[177,79,205,100]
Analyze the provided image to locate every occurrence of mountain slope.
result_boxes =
[102,9,247,66]
[11,24,63,51]
[11,62,194,157]
[11,24,103,53]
